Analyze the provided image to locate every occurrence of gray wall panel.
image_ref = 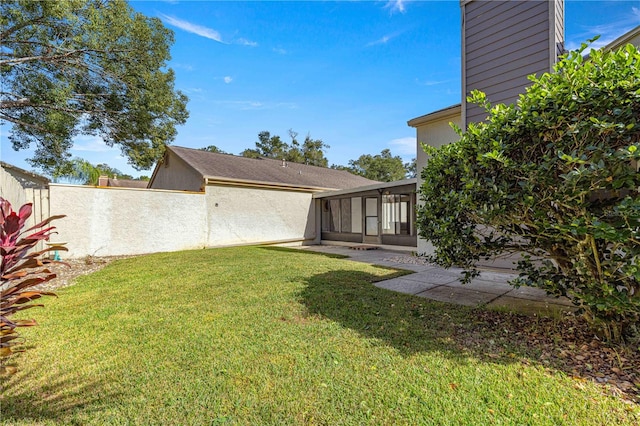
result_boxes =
[468,56,548,90]
[465,0,523,23]
[462,0,563,125]
[466,19,548,60]
[466,3,545,40]
[467,43,549,81]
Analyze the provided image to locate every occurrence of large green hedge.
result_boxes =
[417,43,640,341]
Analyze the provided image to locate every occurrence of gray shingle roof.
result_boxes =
[169,146,379,190]
[105,178,149,188]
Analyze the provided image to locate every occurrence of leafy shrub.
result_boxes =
[1,197,66,374]
[417,43,640,341]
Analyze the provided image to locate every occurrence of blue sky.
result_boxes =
[2,0,639,178]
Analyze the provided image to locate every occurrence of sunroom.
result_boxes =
[314,179,417,247]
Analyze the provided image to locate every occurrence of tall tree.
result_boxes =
[343,149,409,182]
[241,130,330,166]
[289,130,330,167]
[199,145,228,154]
[239,148,262,159]
[286,129,304,164]
[58,158,134,185]
[255,131,289,160]
[405,158,417,178]
[0,0,189,176]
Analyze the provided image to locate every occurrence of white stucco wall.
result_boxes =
[47,182,318,258]
[49,184,207,258]
[413,110,462,254]
[205,185,316,246]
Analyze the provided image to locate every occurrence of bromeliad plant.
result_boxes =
[1,197,66,374]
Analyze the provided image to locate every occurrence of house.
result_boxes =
[314,179,418,248]
[148,145,379,248]
[409,1,640,257]
[9,1,640,260]
[460,0,565,126]
[149,146,420,249]
[605,25,640,52]
[148,145,376,193]
[0,161,49,190]
[408,0,565,255]
[0,161,50,250]
[97,176,149,189]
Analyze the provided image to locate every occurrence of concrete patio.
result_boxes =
[297,244,575,317]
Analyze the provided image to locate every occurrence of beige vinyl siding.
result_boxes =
[462,0,562,125]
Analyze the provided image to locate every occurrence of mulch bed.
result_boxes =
[37,255,132,291]
[469,310,639,404]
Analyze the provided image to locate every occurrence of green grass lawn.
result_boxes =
[1,246,638,425]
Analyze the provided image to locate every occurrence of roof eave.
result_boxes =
[314,178,418,199]
[605,25,640,52]
[0,161,50,184]
[204,176,339,193]
[407,104,462,128]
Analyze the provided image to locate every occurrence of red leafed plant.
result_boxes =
[1,197,66,374]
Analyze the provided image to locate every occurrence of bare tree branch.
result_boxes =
[0,111,47,133]
[0,49,92,66]
[0,15,48,40]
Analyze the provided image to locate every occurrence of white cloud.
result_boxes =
[237,38,258,47]
[367,30,404,47]
[389,136,416,156]
[214,100,262,110]
[367,34,394,47]
[566,31,630,51]
[566,5,640,51]
[69,137,139,174]
[385,0,407,14]
[416,78,452,87]
[223,76,233,84]
[213,100,298,111]
[174,63,194,71]
[159,14,224,43]
[60,136,149,177]
[272,47,287,55]
[72,135,113,152]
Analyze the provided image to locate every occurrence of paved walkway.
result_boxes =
[297,244,574,317]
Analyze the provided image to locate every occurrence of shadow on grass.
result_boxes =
[298,268,520,363]
[259,246,349,259]
[299,267,640,403]
[0,360,119,424]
